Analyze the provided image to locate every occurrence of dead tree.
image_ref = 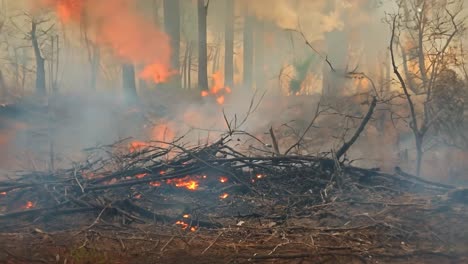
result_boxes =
[388,0,466,176]
[31,19,47,96]
[197,0,209,90]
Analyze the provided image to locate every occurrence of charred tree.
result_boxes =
[224,0,234,89]
[243,15,254,89]
[31,21,46,97]
[197,0,209,91]
[122,64,138,104]
[164,0,180,87]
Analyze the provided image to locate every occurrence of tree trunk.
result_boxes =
[90,45,100,91]
[164,0,180,87]
[254,19,265,90]
[243,15,254,89]
[197,0,209,90]
[224,0,234,89]
[122,64,138,104]
[415,136,423,176]
[31,21,46,97]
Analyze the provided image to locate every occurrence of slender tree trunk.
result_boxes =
[90,45,100,91]
[197,0,209,90]
[254,19,265,90]
[243,15,254,89]
[415,136,423,176]
[31,21,46,97]
[164,0,180,87]
[224,0,234,89]
[122,64,138,104]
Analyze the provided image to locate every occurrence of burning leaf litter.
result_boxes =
[0,137,467,263]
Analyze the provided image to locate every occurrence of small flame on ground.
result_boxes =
[135,173,148,179]
[183,214,190,218]
[149,181,161,187]
[129,141,149,153]
[24,201,34,209]
[175,220,189,229]
[167,176,199,191]
[134,194,142,199]
[201,71,231,105]
[159,170,166,175]
[219,176,228,183]
[0,192,6,196]
[219,193,229,199]
[256,174,265,179]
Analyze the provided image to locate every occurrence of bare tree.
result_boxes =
[122,64,138,104]
[388,0,466,176]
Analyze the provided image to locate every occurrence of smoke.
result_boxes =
[38,0,174,83]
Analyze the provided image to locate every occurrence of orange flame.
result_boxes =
[183,214,190,218]
[149,181,161,187]
[219,193,229,199]
[135,173,148,179]
[219,176,228,183]
[40,0,174,83]
[167,176,199,190]
[129,141,149,153]
[134,193,142,199]
[201,71,231,105]
[24,201,35,209]
[0,192,6,196]
[175,220,189,229]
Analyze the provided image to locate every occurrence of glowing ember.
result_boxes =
[134,194,142,199]
[256,174,265,179]
[190,227,197,232]
[202,175,207,179]
[159,170,166,175]
[149,181,161,187]
[0,192,6,196]
[219,193,229,199]
[135,173,148,179]
[183,214,190,218]
[24,201,35,209]
[167,176,199,191]
[175,220,189,229]
[219,177,228,183]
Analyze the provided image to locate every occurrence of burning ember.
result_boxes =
[201,71,231,105]
[0,192,6,196]
[219,176,228,183]
[167,176,199,191]
[183,214,190,218]
[135,173,148,179]
[219,193,229,199]
[256,174,265,179]
[134,193,142,199]
[175,220,189,229]
[23,201,35,209]
[149,181,161,187]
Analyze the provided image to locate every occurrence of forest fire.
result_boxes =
[1,0,468,263]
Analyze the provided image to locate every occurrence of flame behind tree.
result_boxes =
[289,55,316,95]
